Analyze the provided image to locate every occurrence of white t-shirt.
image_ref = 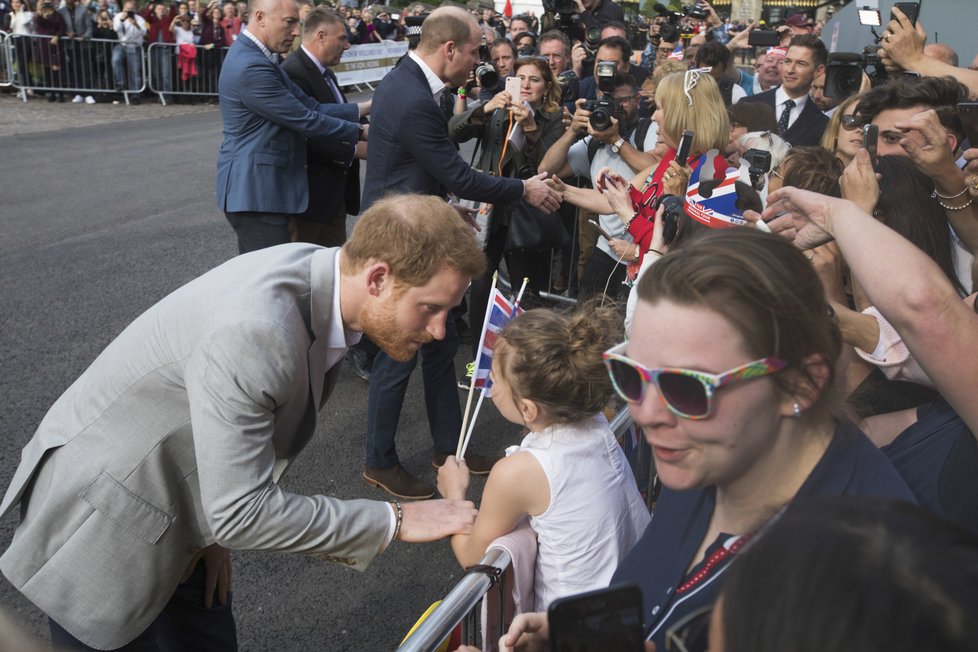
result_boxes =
[508,414,651,611]
[567,121,659,258]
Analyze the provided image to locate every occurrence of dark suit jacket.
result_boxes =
[361,56,523,211]
[282,47,361,220]
[216,36,359,215]
[741,88,828,148]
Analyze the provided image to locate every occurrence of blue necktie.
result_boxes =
[778,99,795,135]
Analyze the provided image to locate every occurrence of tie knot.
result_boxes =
[784,99,795,109]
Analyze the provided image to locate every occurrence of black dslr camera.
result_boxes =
[472,39,498,90]
[582,61,623,132]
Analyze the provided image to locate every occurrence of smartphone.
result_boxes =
[958,102,978,149]
[676,130,694,165]
[505,76,521,103]
[548,584,645,652]
[891,1,920,26]
[747,30,781,47]
[587,219,614,242]
[862,123,879,172]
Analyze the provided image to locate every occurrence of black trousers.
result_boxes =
[224,211,292,255]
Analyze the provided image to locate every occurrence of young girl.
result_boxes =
[437,306,650,611]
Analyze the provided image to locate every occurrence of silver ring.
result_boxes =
[807,252,816,261]
[884,34,891,42]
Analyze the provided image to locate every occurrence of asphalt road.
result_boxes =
[0,101,519,650]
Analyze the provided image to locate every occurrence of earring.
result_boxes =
[792,403,802,418]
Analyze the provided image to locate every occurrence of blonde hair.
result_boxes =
[495,302,622,425]
[820,94,861,153]
[341,194,486,287]
[656,71,730,154]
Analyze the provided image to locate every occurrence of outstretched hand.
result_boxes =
[760,186,843,251]
[398,499,477,542]
[839,148,880,215]
[524,171,562,213]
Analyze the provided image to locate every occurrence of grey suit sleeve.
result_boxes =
[184,320,391,568]
[239,60,360,145]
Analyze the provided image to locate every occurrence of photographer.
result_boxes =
[539,73,658,301]
[570,35,630,109]
[477,38,515,102]
[578,21,647,87]
[574,0,622,34]
[449,57,566,356]
[112,0,147,101]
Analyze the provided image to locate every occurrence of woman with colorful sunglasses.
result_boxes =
[499,228,915,652]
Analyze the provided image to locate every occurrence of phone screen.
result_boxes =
[587,219,614,242]
[505,76,521,103]
[548,585,645,652]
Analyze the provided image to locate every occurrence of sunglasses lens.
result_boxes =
[609,359,645,402]
[658,372,709,417]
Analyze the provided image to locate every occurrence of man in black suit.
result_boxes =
[360,6,561,499]
[742,35,828,148]
[282,7,366,247]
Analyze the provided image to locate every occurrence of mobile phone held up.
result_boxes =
[862,124,878,172]
[548,584,646,652]
[748,30,780,47]
[505,76,522,104]
[891,1,921,26]
[676,130,694,165]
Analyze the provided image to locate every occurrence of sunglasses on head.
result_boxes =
[602,342,787,420]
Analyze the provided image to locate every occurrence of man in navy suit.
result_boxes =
[360,6,561,499]
[742,35,828,148]
[215,0,366,254]
[282,7,366,247]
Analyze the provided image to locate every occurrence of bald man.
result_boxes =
[216,0,366,254]
[923,42,959,67]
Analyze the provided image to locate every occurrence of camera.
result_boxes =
[472,38,498,89]
[653,194,685,245]
[823,46,889,100]
[583,96,620,132]
[594,60,616,94]
[557,69,580,105]
[743,148,771,190]
[582,26,602,61]
[652,2,704,45]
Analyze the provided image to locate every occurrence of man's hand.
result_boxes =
[357,99,371,117]
[588,117,619,144]
[571,98,591,134]
[571,43,586,78]
[523,171,562,213]
[894,109,959,179]
[839,148,880,215]
[398,499,477,542]
[436,455,470,501]
[180,544,231,609]
[879,7,926,73]
[358,123,368,141]
[355,141,367,160]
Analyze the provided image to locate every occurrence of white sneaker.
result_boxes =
[72,94,83,103]
[84,96,95,104]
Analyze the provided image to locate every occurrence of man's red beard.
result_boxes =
[359,292,435,362]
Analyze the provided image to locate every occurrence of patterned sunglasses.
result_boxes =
[602,342,787,420]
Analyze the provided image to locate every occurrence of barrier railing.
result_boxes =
[397,407,653,651]
[146,41,227,105]
[0,31,12,87]
[1,33,145,104]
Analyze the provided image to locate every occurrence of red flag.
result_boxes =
[503,0,513,18]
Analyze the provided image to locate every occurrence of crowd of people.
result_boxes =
[2,0,978,650]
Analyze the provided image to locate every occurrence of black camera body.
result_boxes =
[824,47,888,100]
[743,148,771,190]
[472,39,498,90]
[582,26,602,61]
[654,194,685,245]
[583,96,621,132]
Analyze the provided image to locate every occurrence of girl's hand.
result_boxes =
[484,90,512,114]
[547,174,568,198]
[594,166,625,192]
[436,456,470,502]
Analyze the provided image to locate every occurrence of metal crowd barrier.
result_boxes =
[0,31,12,87]
[397,407,654,652]
[146,41,227,106]
[1,33,145,104]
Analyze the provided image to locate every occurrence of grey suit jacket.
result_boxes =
[0,245,391,649]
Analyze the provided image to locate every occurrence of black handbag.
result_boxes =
[503,201,569,253]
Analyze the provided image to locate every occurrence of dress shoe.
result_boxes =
[363,464,434,500]
[346,347,373,383]
[432,449,499,476]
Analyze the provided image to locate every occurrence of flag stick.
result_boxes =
[459,388,487,460]
[512,277,529,310]
[457,272,498,458]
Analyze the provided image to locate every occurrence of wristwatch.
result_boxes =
[610,137,626,153]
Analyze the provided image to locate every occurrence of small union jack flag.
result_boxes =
[472,288,523,391]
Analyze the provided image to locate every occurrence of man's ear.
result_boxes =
[444,39,456,61]
[364,262,393,297]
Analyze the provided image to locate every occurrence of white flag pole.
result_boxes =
[457,272,498,458]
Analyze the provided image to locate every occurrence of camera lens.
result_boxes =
[589,107,612,132]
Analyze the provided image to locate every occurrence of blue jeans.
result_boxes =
[364,318,462,469]
[112,43,143,91]
[149,45,174,99]
[49,559,237,651]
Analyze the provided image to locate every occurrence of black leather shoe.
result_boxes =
[432,450,500,476]
[347,347,373,382]
[363,464,434,500]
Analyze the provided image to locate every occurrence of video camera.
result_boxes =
[582,61,624,132]
[823,48,887,100]
[651,2,706,45]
